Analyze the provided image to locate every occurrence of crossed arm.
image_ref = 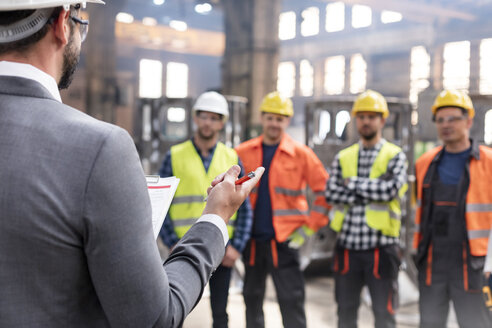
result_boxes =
[325,151,408,205]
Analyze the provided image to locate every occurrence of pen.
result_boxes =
[204,171,256,201]
[235,171,256,185]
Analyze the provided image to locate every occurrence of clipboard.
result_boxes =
[146,175,180,239]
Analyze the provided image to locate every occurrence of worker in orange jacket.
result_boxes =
[414,89,492,327]
[235,91,330,328]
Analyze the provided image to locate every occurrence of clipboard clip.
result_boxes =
[146,175,160,184]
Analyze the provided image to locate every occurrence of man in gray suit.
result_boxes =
[0,1,264,327]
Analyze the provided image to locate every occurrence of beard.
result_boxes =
[197,127,216,141]
[58,30,80,90]
[359,127,378,141]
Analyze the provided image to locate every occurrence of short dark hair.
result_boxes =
[0,7,63,55]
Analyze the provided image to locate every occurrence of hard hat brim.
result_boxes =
[351,108,389,118]
[432,105,475,118]
[0,0,105,11]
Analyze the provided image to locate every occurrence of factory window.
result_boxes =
[325,2,344,32]
[443,41,470,91]
[381,10,402,24]
[410,46,430,105]
[324,55,345,95]
[316,110,331,143]
[277,61,296,98]
[336,110,351,139]
[480,39,492,95]
[167,107,186,123]
[352,5,371,29]
[279,11,296,40]
[139,59,163,99]
[301,7,319,37]
[300,60,314,97]
[166,62,188,98]
[350,54,367,94]
[485,110,492,145]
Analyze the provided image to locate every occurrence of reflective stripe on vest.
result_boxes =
[170,140,238,238]
[330,142,407,237]
[289,225,315,248]
[274,187,305,197]
[273,209,309,216]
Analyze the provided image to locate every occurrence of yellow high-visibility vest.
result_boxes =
[330,142,407,237]
[170,140,238,238]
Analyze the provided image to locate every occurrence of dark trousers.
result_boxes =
[209,264,232,328]
[333,246,400,328]
[242,240,306,328]
[418,243,492,328]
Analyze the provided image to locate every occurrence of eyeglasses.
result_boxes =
[433,115,466,125]
[70,15,89,42]
[196,113,222,123]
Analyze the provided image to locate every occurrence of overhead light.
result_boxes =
[169,20,187,31]
[116,12,134,24]
[195,3,212,14]
[143,17,157,26]
[153,0,165,5]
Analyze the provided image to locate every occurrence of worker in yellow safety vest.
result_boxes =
[325,90,408,328]
[158,91,253,328]
[414,89,492,327]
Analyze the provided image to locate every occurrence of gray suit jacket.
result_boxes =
[0,76,225,327]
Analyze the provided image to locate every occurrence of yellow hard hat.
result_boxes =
[260,91,294,117]
[351,90,389,118]
[431,89,475,118]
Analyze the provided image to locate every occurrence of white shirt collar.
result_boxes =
[0,61,62,103]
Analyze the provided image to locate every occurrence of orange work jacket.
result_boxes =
[235,133,330,242]
[414,144,492,257]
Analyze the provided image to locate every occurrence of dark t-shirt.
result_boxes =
[438,147,471,185]
[252,143,279,241]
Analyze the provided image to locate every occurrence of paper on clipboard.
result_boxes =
[146,175,180,239]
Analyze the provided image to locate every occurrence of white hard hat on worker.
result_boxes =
[193,91,229,123]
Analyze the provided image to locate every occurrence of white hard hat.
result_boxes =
[0,1,104,44]
[0,1,105,11]
[193,92,229,122]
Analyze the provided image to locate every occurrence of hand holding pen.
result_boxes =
[202,165,264,223]
[204,170,258,201]
[234,171,256,185]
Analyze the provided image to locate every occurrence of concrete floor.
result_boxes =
[183,275,429,328]
[157,241,461,328]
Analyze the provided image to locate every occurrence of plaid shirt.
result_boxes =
[325,139,408,250]
[158,139,253,253]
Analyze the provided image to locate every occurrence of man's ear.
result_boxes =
[467,116,473,130]
[53,9,71,46]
